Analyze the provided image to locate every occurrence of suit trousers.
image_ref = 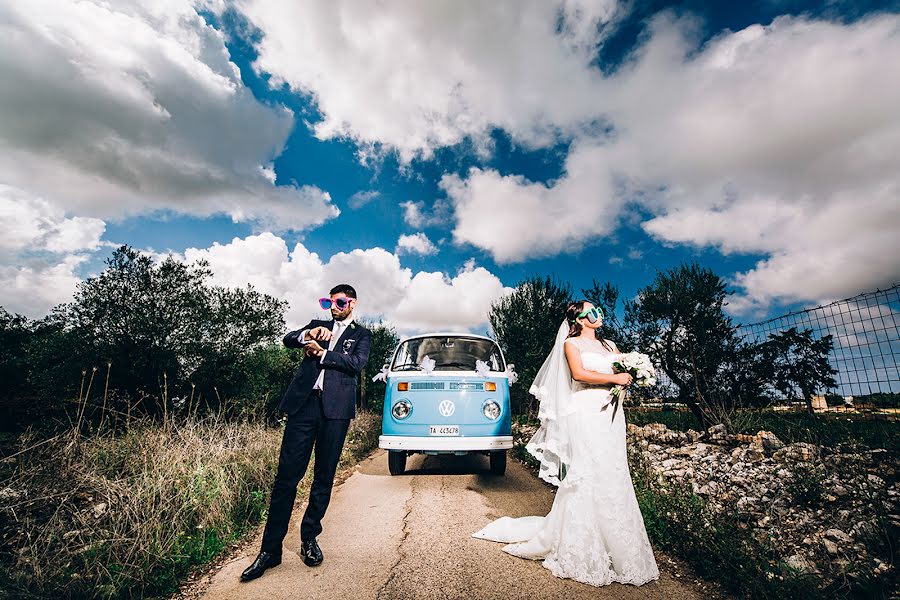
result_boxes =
[260,389,351,553]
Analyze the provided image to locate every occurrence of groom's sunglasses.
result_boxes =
[576,306,603,324]
[319,297,354,310]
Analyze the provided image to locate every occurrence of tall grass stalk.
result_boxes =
[74,366,98,440]
[99,362,112,431]
[161,371,169,430]
[1,411,381,599]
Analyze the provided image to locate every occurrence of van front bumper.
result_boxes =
[379,435,513,452]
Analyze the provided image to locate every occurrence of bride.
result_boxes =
[472,300,659,587]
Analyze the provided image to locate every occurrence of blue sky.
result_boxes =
[2,0,898,333]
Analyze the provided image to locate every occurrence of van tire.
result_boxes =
[489,450,506,475]
[388,451,406,476]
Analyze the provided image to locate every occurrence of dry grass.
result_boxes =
[0,411,381,599]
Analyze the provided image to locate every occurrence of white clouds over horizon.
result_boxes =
[2,1,898,323]
[174,233,510,333]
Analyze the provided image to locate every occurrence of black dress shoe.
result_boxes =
[240,551,282,582]
[301,538,324,566]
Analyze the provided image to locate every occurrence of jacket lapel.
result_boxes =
[333,319,355,350]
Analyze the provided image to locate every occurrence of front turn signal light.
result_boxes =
[397,382,409,391]
[485,382,497,392]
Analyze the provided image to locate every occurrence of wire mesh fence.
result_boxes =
[737,284,900,399]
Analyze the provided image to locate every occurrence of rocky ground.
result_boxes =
[626,421,898,591]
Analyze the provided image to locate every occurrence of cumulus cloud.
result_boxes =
[0,255,87,318]
[443,14,900,311]
[399,200,453,229]
[396,233,438,256]
[443,143,624,263]
[230,2,899,314]
[232,0,618,162]
[170,232,510,332]
[0,185,106,255]
[0,0,337,230]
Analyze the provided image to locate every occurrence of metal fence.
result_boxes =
[737,284,900,398]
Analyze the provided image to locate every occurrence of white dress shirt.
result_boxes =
[302,318,353,390]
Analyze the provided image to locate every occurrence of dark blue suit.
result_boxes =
[261,319,372,551]
[278,319,372,419]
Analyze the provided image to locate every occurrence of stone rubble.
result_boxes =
[626,422,898,589]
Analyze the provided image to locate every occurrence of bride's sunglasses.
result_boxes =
[576,306,603,324]
[319,297,354,310]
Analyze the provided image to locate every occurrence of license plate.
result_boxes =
[429,425,459,436]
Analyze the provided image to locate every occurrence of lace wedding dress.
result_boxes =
[472,336,659,587]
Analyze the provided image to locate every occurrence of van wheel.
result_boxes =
[489,450,507,475]
[388,451,406,476]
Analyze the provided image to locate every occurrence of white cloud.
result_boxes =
[443,142,625,263]
[0,255,87,318]
[232,0,618,162]
[347,190,380,209]
[0,185,106,254]
[396,233,438,256]
[399,200,452,229]
[442,14,900,310]
[172,232,511,332]
[0,0,337,231]
[232,3,899,314]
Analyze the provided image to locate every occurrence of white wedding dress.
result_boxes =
[472,336,659,587]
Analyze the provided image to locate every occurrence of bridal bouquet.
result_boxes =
[608,352,656,420]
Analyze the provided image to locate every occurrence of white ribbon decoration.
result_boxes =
[371,364,390,382]
[505,363,519,385]
[475,360,491,377]
[419,355,436,375]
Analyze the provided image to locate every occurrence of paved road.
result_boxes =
[200,450,703,600]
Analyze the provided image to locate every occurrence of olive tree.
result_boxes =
[489,275,572,415]
[622,262,751,426]
[760,327,838,416]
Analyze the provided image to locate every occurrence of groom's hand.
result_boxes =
[307,326,333,342]
[305,340,325,358]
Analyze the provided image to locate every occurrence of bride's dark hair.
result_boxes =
[565,299,614,351]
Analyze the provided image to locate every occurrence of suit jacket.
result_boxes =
[278,319,372,419]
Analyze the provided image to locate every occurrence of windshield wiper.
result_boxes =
[392,363,422,371]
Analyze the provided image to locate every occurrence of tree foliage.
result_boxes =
[1,245,288,422]
[489,275,572,414]
[760,327,838,415]
[0,308,30,402]
[357,320,401,412]
[622,262,838,426]
[623,262,755,425]
[581,279,627,350]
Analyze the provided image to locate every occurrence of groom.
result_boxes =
[241,284,372,582]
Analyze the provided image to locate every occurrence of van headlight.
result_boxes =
[392,399,412,420]
[482,400,501,420]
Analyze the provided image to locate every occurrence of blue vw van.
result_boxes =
[378,333,513,476]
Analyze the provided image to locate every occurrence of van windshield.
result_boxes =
[392,336,506,372]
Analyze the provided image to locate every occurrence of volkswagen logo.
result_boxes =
[438,400,455,417]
